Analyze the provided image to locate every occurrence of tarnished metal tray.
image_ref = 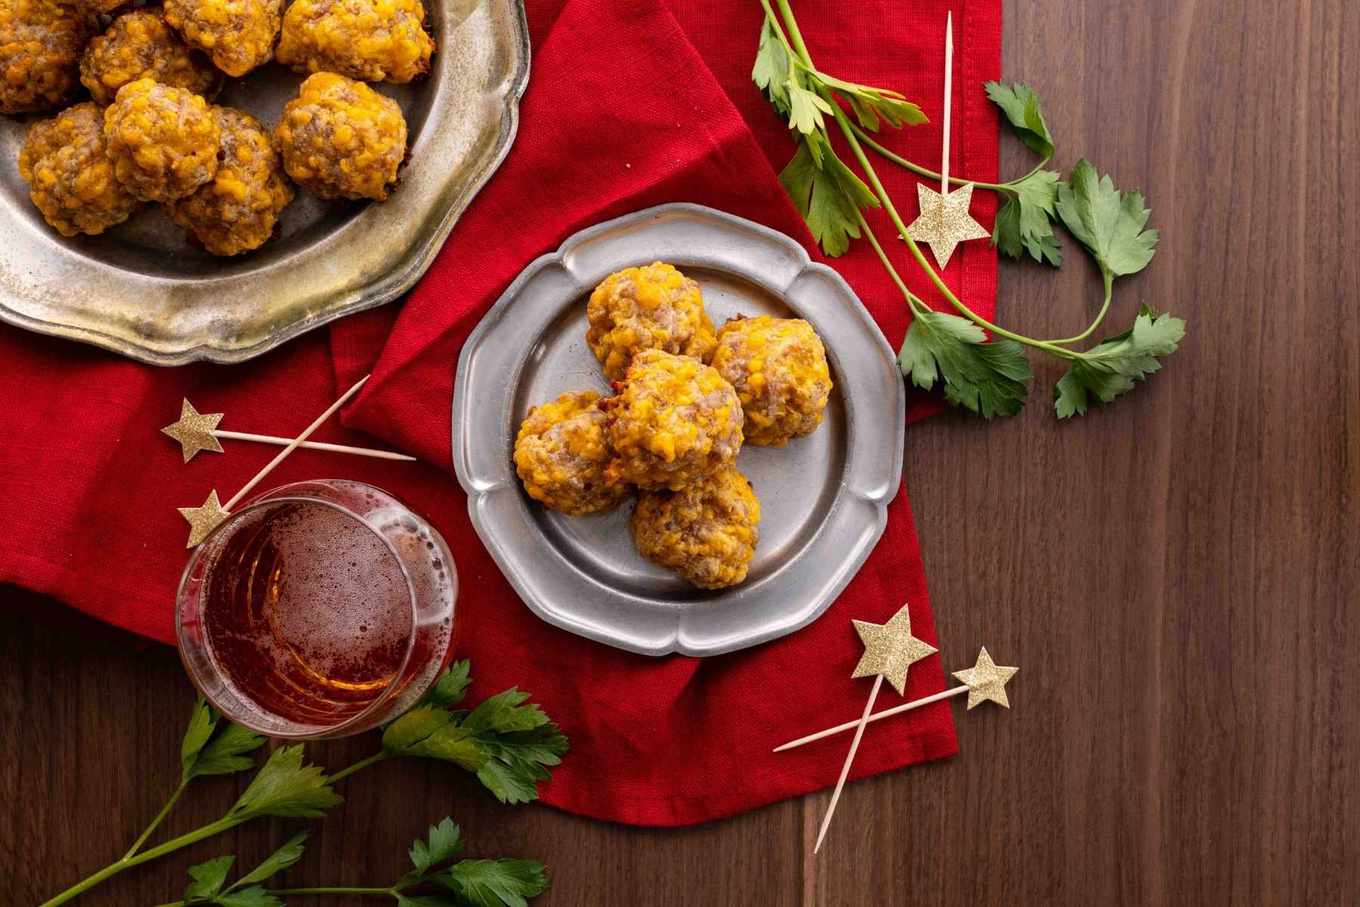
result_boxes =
[452,204,906,657]
[0,0,528,365]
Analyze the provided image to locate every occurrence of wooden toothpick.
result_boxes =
[178,375,372,547]
[162,398,413,463]
[813,674,882,854]
[940,10,953,194]
[776,648,1020,754]
[214,429,415,462]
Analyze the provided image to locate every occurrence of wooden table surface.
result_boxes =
[3,0,1358,903]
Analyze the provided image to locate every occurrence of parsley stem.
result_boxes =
[848,123,1013,193]
[40,817,240,907]
[121,779,188,861]
[1046,271,1114,345]
[329,750,391,783]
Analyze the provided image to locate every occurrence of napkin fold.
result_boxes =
[0,0,1000,825]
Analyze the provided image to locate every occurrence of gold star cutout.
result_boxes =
[179,490,230,548]
[850,603,938,695]
[952,647,1019,710]
[906,183,991,269]
[162,399,224,463]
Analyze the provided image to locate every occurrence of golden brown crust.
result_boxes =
[586,262,717,381]
[711,315,833,446]
[0,0,91,114]
[168,107,293,255]
[276,0,433,84]
[19,101,140,236]
[632,465,761,589]
[102,78,220,202]
[163,0,281,77]
[513,390,630,516]
[602,349,743,491]
[80,9,219,106]
[274,71,406,201]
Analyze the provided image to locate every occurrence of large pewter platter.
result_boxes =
[0,0,528,365]
[453,204,906,657]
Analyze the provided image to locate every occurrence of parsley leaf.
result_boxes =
[227,745,342,821]
[993,169,1063,266]
[181,699,267,781]
[984,82,1054,158]
[787,76,833,135]
[751,18,790,116]
[1055,306,1185,418]
[420,661,472,709]
[1055,159,1158,279]
[395,896,460,907]
[780,134,880,257]
[442,859,551,907]
[185,856,235,901]
[382,680,568,805]
[899,310,1033,418]
[815,72,927,131]
[233,832,309,888]
[409,818,463,876]
[212,888,282,907]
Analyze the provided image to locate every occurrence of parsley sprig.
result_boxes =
[153,818,550,907]
[41,661,567,907]
[755,0,1185,417]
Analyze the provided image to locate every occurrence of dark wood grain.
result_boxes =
[3,0,1358,903]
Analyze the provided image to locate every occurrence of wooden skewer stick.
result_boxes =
[812,674,884,855]
[223,374,370,512]
[213,429,415,462]
[774,685,969,753]
[940,11,954,194]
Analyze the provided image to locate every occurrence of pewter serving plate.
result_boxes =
[0,0,528,365]
[453,204,905,657]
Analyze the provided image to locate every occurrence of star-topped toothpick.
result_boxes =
[905,12,990,269]
[813,602,936,854]
[162,400,224,463]
[177,374,372,548]
[774,646,1019,753]
[163,398,415,463]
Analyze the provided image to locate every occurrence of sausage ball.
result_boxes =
[586,262,718,381]
[168,107,292,256]
[602,349,743,491]
[276,0,433,84]
[103,79,220,202]
[710,315,833,447]
[513,390,629,517]
[274,72,406,201]
[163,0,281,77]
[0,0,91,114]
[19,101,139,235]
[78,0,129,15]
[80,10,219,106]
[632,465,761,590]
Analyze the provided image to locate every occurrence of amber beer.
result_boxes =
[177,480,455,738]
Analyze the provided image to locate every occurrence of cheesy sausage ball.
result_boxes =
[276,0,433,84]
[163,0,281,76]
[274,72,406,201]
[632,465,760,590]
[103,79,220,202]
[602,349,742,491]
[710,315,833,447]
[586,262,717,381]
[19,101,139,235]
[168,107,292,255]
[0,0,91,114]
[513,390,629,517]
[80,10,219,106]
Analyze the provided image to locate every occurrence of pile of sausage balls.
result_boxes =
[1,0,431,254]
[513,262,835,590]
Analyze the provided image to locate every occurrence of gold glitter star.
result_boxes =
[952,647,1019,709]
[906,183,991,269]
[162,399,224,463]
[850,603,938,695]
[178,489,230,548]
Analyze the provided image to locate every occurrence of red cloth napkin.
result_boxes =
[0,0,999,825]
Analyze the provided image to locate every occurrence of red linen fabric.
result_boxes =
[0,0,1000,825]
